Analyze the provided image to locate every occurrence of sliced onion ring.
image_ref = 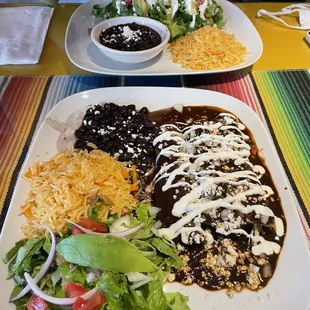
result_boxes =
[153,220,162,230]
[24,273,97,306]
[67,220,143,238]
[131,279,152,290]
[149,207,160,217]
[10,224,56,302]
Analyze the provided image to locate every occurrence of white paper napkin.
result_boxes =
[0,6,54,65]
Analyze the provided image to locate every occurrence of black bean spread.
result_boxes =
[74,103,160,171]
[99,22,162,51]
[74,104,286,294]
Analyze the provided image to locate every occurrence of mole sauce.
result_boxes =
[149,106,286,293]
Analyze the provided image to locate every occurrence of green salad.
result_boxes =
[92,0,225,41]
[4,203,189,310]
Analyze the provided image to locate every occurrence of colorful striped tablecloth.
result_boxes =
[0,71,309,242]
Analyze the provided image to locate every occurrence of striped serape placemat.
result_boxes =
[0,70,309,242]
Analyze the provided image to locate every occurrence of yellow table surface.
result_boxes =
[0,2,309,76]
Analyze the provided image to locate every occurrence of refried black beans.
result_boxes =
[99,22,162,51]
[74,103,160,173]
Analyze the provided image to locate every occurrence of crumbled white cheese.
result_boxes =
[122,26,134,39]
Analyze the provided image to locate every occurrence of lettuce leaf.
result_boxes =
[130,239,157,259]
[57,234,157,273]
[134,0,149,17]
[59,264,87,285]
[3,239,27,264]
[92,2,118,20]
[149,1,169,23]
[166,292,190,310]
[10,286,30,310]
[97,270,186,310]
[146,271,168,310]
[104,299,125,310]
[87,195,105,220]
[97,271,128,298]
[136,203,150,222]
[150,238,183,269]
[7,236,46,279]
[97,272,148,309]
[126,287,149,309]
[165,21,185,39]
[129,204,156,240]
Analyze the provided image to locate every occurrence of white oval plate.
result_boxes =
[65,0,263,76]
[0,87,309,310]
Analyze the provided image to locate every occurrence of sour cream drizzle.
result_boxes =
[153,113,284,256]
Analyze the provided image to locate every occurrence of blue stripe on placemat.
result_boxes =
[124,76,182,86]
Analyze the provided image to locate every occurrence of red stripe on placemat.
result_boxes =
[0,77,38,173]
[0,76,49,208]
[194,73,263,118]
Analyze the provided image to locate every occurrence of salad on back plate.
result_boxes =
[91,0,225,41]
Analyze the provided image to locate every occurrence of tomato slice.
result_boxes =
[78,218,108,233]
[72,225,84,235]
[84,292,106,310]
[64,283,88,298]
[73,297,86,310]
[124,0,132,8]
[72,292,106,310]
[26,295,48,310]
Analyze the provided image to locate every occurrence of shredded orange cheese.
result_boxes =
[130,185,139,192]
[132,165,138,185]
[121,170,129,179]
[168,26,247,71]
[21,149,137,237]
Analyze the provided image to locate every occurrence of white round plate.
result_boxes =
[65,0,263,75]
[0,87,309,310]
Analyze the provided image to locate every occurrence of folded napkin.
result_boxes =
[0,6,54,65]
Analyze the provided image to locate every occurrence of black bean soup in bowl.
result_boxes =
[99,22,162,52]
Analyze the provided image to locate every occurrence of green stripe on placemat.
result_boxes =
[252,71,310,214]
[0,71,309,241]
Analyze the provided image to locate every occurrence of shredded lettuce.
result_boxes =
[4,202,189,309]
[129,204,156,239]
[97,271,128,298]
[136,203,150,221]
[150,238,183,269]
[134,0,149,17]
[166,292,190,309]
[3,239,27,264]
[92,1,133,20]
[145,271,168,310]
[59,264,88,285]
[97,269,188,310]
[92,0,226,41]
[87,195,105,220]
[7,236,46,279]
[10,286,29,310]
